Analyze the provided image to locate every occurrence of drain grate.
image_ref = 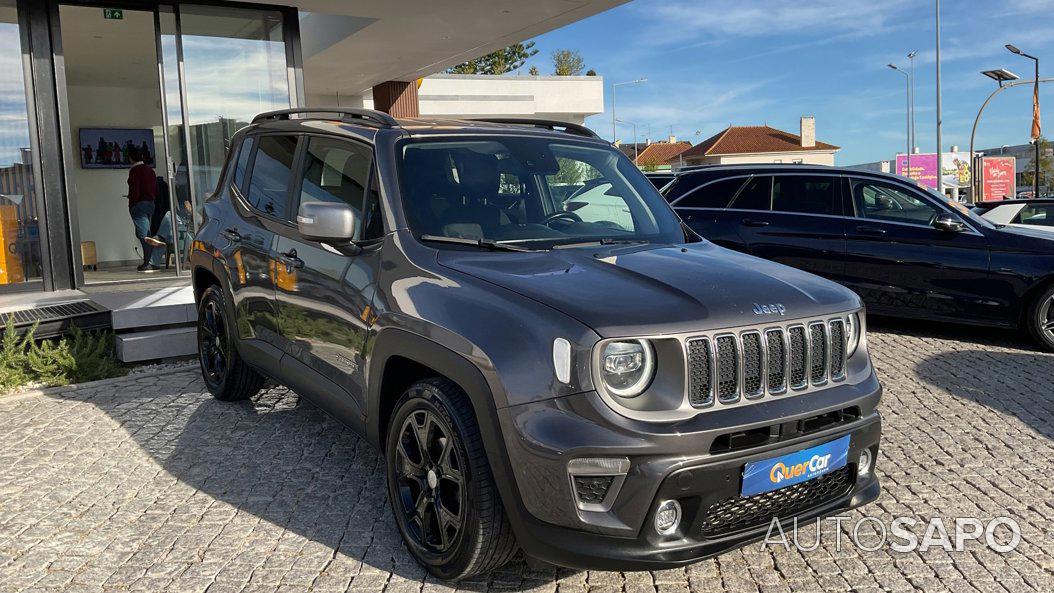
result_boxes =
[3,301,108,327]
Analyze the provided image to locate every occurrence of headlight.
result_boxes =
[600,339,655,398]
[846,311,863,357]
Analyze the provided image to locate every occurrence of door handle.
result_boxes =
[279,249,304,269]
[221,227,241,242]
[855,225,887,236]
[741,218,770,227]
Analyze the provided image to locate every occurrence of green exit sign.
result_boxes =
[103,8,123,20]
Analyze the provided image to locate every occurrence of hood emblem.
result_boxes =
[753,303,786,316]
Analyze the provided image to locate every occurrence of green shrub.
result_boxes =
[0,316,126,391]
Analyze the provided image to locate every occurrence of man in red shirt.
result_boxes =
[127,146,161,272]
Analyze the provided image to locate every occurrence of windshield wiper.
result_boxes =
[419,235,538,252]
[551,238,650,250]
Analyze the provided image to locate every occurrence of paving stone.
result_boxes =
[0,326,1052,592]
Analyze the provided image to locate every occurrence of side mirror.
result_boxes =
[932,212,967,233]
[297,201,359,242]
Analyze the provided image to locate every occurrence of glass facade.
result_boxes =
[0,1,41,287]
[178,5,290,208]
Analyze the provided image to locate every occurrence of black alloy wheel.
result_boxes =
[394,408,466,555]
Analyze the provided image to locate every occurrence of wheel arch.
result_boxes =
[1020,274,1054,326]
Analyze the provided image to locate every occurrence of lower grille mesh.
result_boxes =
[699,465,854,538]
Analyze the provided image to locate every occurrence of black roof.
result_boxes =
[671,163,923,186]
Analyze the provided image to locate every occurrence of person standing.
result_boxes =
[127,146,161,272]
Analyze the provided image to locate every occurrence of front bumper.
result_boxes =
[493,373,882,570]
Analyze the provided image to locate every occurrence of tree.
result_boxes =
[551,49,585,76]
[1021,136,1054,192]
[528,65,539,76]
[585,69,597,76]
[447,42,538,75]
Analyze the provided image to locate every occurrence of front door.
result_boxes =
[273,134,385,415]
[843,176,995,321]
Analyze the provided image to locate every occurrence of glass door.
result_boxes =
[58,4,180,281]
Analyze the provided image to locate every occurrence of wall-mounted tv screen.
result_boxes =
[78,128,156,169]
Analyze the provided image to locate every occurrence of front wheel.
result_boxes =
[197,285,265,401]
[385,378,518,580]
[1026,284,1054,351]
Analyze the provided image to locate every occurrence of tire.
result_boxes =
[385,377,518,580]
[197,284,265,401]
[1025,283,1054,351]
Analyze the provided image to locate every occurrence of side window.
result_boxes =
[851,179,939,225]
[675,177,746,208]
[245,135,298,219]
[1014,205,1054,226]
[362,165,385,240]
[297,136,375,240]
[233,136,254,193]
[729,175,772,211]
[772,175,837,216]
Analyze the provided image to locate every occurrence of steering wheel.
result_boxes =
[545,211,582,226]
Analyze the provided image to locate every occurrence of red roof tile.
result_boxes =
[677,125,839,161]
[633,141,692,166]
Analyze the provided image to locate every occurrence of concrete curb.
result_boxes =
[0,363,199,405]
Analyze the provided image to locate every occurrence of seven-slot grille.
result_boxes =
[686,316,851,409]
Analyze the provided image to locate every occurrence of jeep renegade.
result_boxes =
[190,109,882,580]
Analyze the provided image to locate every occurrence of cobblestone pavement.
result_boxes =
[1,325,1052,593]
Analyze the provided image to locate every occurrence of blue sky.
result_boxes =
[521,0,1054,165]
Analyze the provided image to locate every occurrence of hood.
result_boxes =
[438,242,860,337]
[993,223,1054,246]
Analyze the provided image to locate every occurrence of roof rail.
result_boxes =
[469,118,600,139]
[251,107,399,128]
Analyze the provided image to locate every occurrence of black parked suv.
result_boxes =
[190,110,882,579]
[663,164,1054,350]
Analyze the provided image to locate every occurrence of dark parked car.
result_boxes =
[972,198,1054,233]
[643,171,676,190]
[191,112,881,579]
[662,164,1054,350]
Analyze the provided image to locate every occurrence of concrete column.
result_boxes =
[372,81,419,117]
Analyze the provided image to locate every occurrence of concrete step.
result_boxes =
[91,285,196,330]
[116,326,197,363]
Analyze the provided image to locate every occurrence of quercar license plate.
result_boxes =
[741,435,850,497]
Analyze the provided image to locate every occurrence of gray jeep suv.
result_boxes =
[190,109,882,579]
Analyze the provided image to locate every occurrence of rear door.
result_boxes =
[272,134,385,415]
[222,133,298,359]
[670,174,753,250]
[729,173,847,281]
[843,176,995,321]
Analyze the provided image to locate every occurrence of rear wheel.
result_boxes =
[1026,284,1054,351]
[385,378,518,580]
[197,285,265,401]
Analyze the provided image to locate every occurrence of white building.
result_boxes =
[325,74,605,125]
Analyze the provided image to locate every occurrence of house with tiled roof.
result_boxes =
[616,136,692,171]
[670,117,839,169]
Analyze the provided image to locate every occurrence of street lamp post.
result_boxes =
[970,68,1020,200]
[1007,43,1042,198]
[908,50,917,151]
[888,64,911,178]
[935,0,944,195]
[612,78,646,143]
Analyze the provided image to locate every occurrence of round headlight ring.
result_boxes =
[847,312,863,357]
[600,339,655,398]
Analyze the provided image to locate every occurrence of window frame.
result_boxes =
[288,132,384,242]
[770,173,844,217]
[238,132,302,226]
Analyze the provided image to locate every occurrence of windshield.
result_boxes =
[397,136,686,248]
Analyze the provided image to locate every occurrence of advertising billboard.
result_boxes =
[981,156,1016,201]
[895,152,972,190]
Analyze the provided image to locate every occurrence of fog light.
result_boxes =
[858,449,873,478]
[654,500,681,535]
